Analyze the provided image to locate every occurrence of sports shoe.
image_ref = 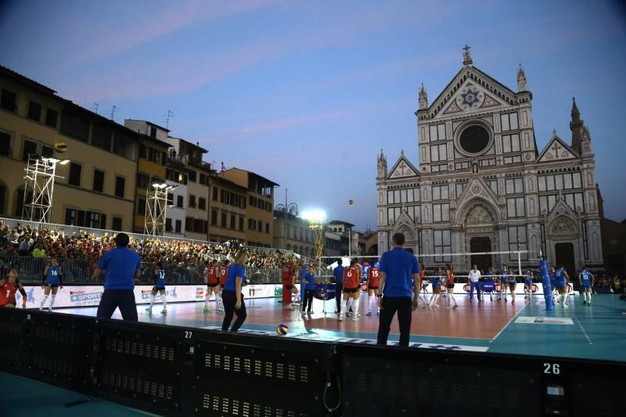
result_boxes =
[145,307,152,314]
[338,315,343,321]
[563,304,568,308]
[453,305,458,309]
[352,315,359,322]
[202,306,210,313]
[48,307,52,312]
[39,307,43,311]
[511,300,515,304]
[161,309,167,315]
[366,312,372,316]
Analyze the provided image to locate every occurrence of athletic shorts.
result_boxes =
[207,283,219,288]
[153,286,165,291]
[446,284,455,289]
[44,283,60,288]
[368,286,378,290]
[343,287,359,294]
[286,284,294,290]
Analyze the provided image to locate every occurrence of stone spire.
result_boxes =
[377,149,387,179]
[418,83,428,110]
[570,97,584,154]
[517,64,527,92]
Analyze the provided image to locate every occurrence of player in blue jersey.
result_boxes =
[221,251,249,332]
[40,257,63,311]
[93,233,142,321]
[146,261,167,315]
[332,259,345,315]
[554,264,570,308]
[578,266,594,305]
[498,264,510,302]
[523,269,534,300]
[428,267,444,307]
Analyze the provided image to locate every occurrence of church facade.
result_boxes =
[376,48,603,275]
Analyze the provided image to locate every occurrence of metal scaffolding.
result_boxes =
[22,157,68,224]
[144,182,178,236]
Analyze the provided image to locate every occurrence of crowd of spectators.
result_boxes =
[0,220,303,284]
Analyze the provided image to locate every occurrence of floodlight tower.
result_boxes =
[145,182,178,235]
[302,209,326,274]
[22,156,69,224]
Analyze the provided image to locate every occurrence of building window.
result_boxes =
[185,217,194,232]
[166,218,172,232]
[430,144,447,162]
[508,226,527,261]
[505,177,524,194]
[112,217,123,231]
[433,230,452,263]
[22,140,37,161]
[115,176,125,198]
[0,89,16,112]
[45,109,58,128]
[211,209,218,226]
[200,173,209,185]
[500,113,519,131]
[177,195,183,208]
[432,203,450,222]
[0,131,11,156]
[137,196,146,215]
[28,101,42,122]
[188,171,196,182]
[189,195,196,208]
[175,220,182,233]
[93,169,104,192]
[68,163,81,186]
[429,124,446,141]
[221,212,227,227]
[502,134,521,153]
[432,184,449,200]
[137,172,149,189]
[199,197,206,210]
[239,216,244,231]
[265,223,269,234]
[230,214,236,229]
[212,187,218,201]
[506,197,526,218]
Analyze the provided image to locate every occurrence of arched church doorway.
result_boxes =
[555,243,575,276]
[470,237,492,271]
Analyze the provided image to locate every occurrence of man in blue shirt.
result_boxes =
[93,233,141,321]
[332,259,345,315]
[376,233,419,347]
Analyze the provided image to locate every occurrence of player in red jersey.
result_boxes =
[203,259,219,313]
[216,259,230,313]
[339,259,362,321]
[0,268,27,308]
[365,262,380,316]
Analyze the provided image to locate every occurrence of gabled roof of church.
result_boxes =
[387,151,419,180]
[426,65,519,119]
[537,131,579,162]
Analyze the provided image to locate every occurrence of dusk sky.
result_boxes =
[1,0,625,231]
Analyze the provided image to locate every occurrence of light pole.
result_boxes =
[22,156,70,224]
[145,182,178,235]
[302,209,326,274]
[275,188,298,250]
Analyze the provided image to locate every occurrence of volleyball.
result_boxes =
[276,323,288,336]
[54,142,68,153]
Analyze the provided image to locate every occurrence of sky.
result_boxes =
[1,0,625,231]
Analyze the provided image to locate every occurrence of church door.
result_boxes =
[470,237,492,272]
[555,243,575,277]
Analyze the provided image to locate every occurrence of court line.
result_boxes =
[491,302,530,342]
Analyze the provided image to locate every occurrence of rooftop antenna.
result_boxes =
[165,110,174,129]
[93,103,99,114]
[110,105,118,121]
